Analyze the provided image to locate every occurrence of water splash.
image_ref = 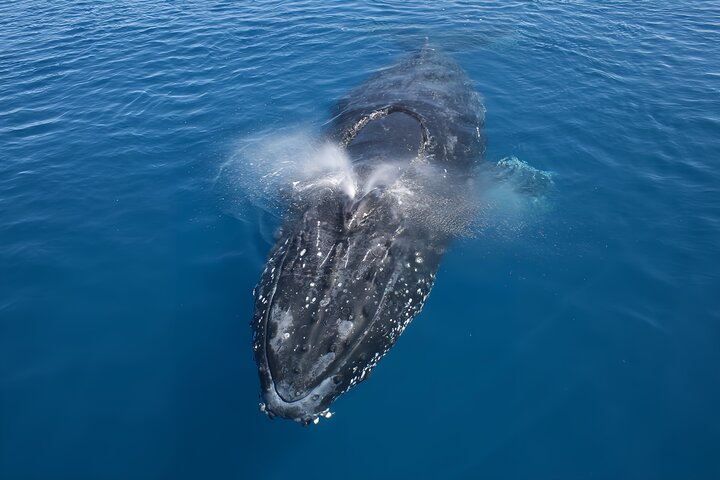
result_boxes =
[217,129,554,240]
[217,128,357,217]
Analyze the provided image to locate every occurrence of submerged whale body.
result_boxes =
[251,49,485,424]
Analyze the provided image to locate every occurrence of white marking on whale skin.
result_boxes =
[446,135,458,154]
[337,319,354,340]
[308,352,336,379]
[319,249,333,268]
[268,305,294,354]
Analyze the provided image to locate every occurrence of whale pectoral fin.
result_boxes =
[493,156,555,199]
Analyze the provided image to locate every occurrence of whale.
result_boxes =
[251,48,485,424]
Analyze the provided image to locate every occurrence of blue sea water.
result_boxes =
[1,1,719,478]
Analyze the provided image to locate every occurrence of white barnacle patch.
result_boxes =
[268,305,295,353]
[337,319,354,340]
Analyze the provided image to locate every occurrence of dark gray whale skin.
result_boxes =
[251,48,485,424]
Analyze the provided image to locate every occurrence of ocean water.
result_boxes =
[1,1,719,478]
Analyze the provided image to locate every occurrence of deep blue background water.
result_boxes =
[2,1,719,479]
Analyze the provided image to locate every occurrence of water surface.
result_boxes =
[1,1,719,479]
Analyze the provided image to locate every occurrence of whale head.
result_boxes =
[251,188,441,424]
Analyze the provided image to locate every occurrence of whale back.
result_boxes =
[329,48,485,170]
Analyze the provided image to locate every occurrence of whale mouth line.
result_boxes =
[271,377,323,405]
[268,341,345,405]
[259,243,347,407]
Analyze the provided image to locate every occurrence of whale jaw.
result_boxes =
[251,190,441,424]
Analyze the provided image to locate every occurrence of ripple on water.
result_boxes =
[1,1,720,478]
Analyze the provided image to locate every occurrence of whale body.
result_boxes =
[251,49,485,424]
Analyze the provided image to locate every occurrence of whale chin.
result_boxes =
[258,367,338,425]
[257,300,363,425]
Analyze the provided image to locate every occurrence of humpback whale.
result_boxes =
[251,48,485,424]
